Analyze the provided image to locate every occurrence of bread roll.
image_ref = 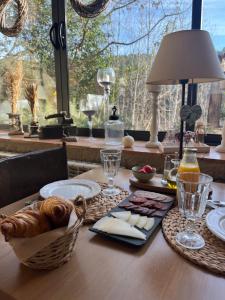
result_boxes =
[40,197,74,228]
[0,209,51,241]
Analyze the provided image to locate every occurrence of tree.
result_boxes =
[0,0,192,130]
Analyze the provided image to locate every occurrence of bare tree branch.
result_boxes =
[105,0,138,17]
[75,19,90,53]
[96,12,181,56]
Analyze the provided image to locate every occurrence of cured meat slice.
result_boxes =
[119,203,139,210]
[140,201,170,211]
[160,196,174,203]
[133,191,165,199]
[134,190,160,198]
[158,203,171,211]
[139,207,151,215]
[132,207,156,216]
[130,197,148,204]
[152,202,165,209]
[140,201,158,208]
[133,190,173,203]
[146,209,157,216]
[151,211,166,218]
[132,207,148,215]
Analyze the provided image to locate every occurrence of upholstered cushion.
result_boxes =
[0,144,68,208]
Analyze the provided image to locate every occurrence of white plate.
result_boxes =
[206,208,225,242]
[40,179,101,200]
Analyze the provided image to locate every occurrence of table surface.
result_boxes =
[0,168,225,300]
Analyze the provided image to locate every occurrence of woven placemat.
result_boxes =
[162,207,225,276]
[84,183,129,224]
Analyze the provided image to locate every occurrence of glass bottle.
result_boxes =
[178,148,200,173]
[105,106,124,146]
[176,148,201,212]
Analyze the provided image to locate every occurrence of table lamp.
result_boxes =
[146,29,225,158]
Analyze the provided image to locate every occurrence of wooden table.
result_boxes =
[0,168,224,300]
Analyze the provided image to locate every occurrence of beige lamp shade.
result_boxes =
[147,30,225,85]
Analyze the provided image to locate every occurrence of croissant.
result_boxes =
[40,197,74,228]
[0,209,51,241]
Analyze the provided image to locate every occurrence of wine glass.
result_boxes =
[100,149,121,196]
[176,172,213,249]
[97,68,115,121]
[80,98,98,140]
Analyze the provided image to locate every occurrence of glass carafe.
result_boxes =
[105,106,124,146]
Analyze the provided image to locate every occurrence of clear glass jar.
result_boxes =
[105,106,124,146]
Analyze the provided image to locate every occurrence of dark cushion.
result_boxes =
[0,144,68,208]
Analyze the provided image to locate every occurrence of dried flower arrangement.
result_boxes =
[25,82,38,124]
[5,60,23,114]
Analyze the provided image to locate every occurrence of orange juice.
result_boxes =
[177,149,200,194]
[178,163,200,174]
[178,163,200,182]
[178,149,200,178]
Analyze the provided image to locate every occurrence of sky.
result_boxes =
[106,0,225,56]
[0,0,224,57]
[202,0,225,51]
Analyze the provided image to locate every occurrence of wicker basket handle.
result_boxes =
[73,195,87,220]
[0,214,7,220]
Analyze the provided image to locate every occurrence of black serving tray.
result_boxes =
[89,192,174,246]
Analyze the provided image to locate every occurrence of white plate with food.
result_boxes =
[40,179,101,200]
[206,208,225,242]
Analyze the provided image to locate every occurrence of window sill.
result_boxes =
[0,130,224,182]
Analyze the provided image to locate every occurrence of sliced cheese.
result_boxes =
[111,211,131,222]
[128,214,140,226]
[93,216,112,231]
[144,218,155,231]
[136,216,147,229]
[93,217,146,240]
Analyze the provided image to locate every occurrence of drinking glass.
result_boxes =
[167,158,180,189]
[100,149,121,196]
[176,173,213,249]
[80,98,98,140]
[97,68,115,121]
[161,155,172,185]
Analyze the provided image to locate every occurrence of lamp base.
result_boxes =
[215,144,225,153]
[145,141,162,149]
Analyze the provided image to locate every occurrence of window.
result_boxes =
[1,0,223,144]
[200,0,225,134]
[0,0,57,125]
[67,0,192,131]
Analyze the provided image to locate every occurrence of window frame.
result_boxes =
[0,0,222,146]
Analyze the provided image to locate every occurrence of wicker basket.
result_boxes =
[1,197,86,270]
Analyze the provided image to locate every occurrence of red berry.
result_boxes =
[143,165,153,173]
[138,168,147,173]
